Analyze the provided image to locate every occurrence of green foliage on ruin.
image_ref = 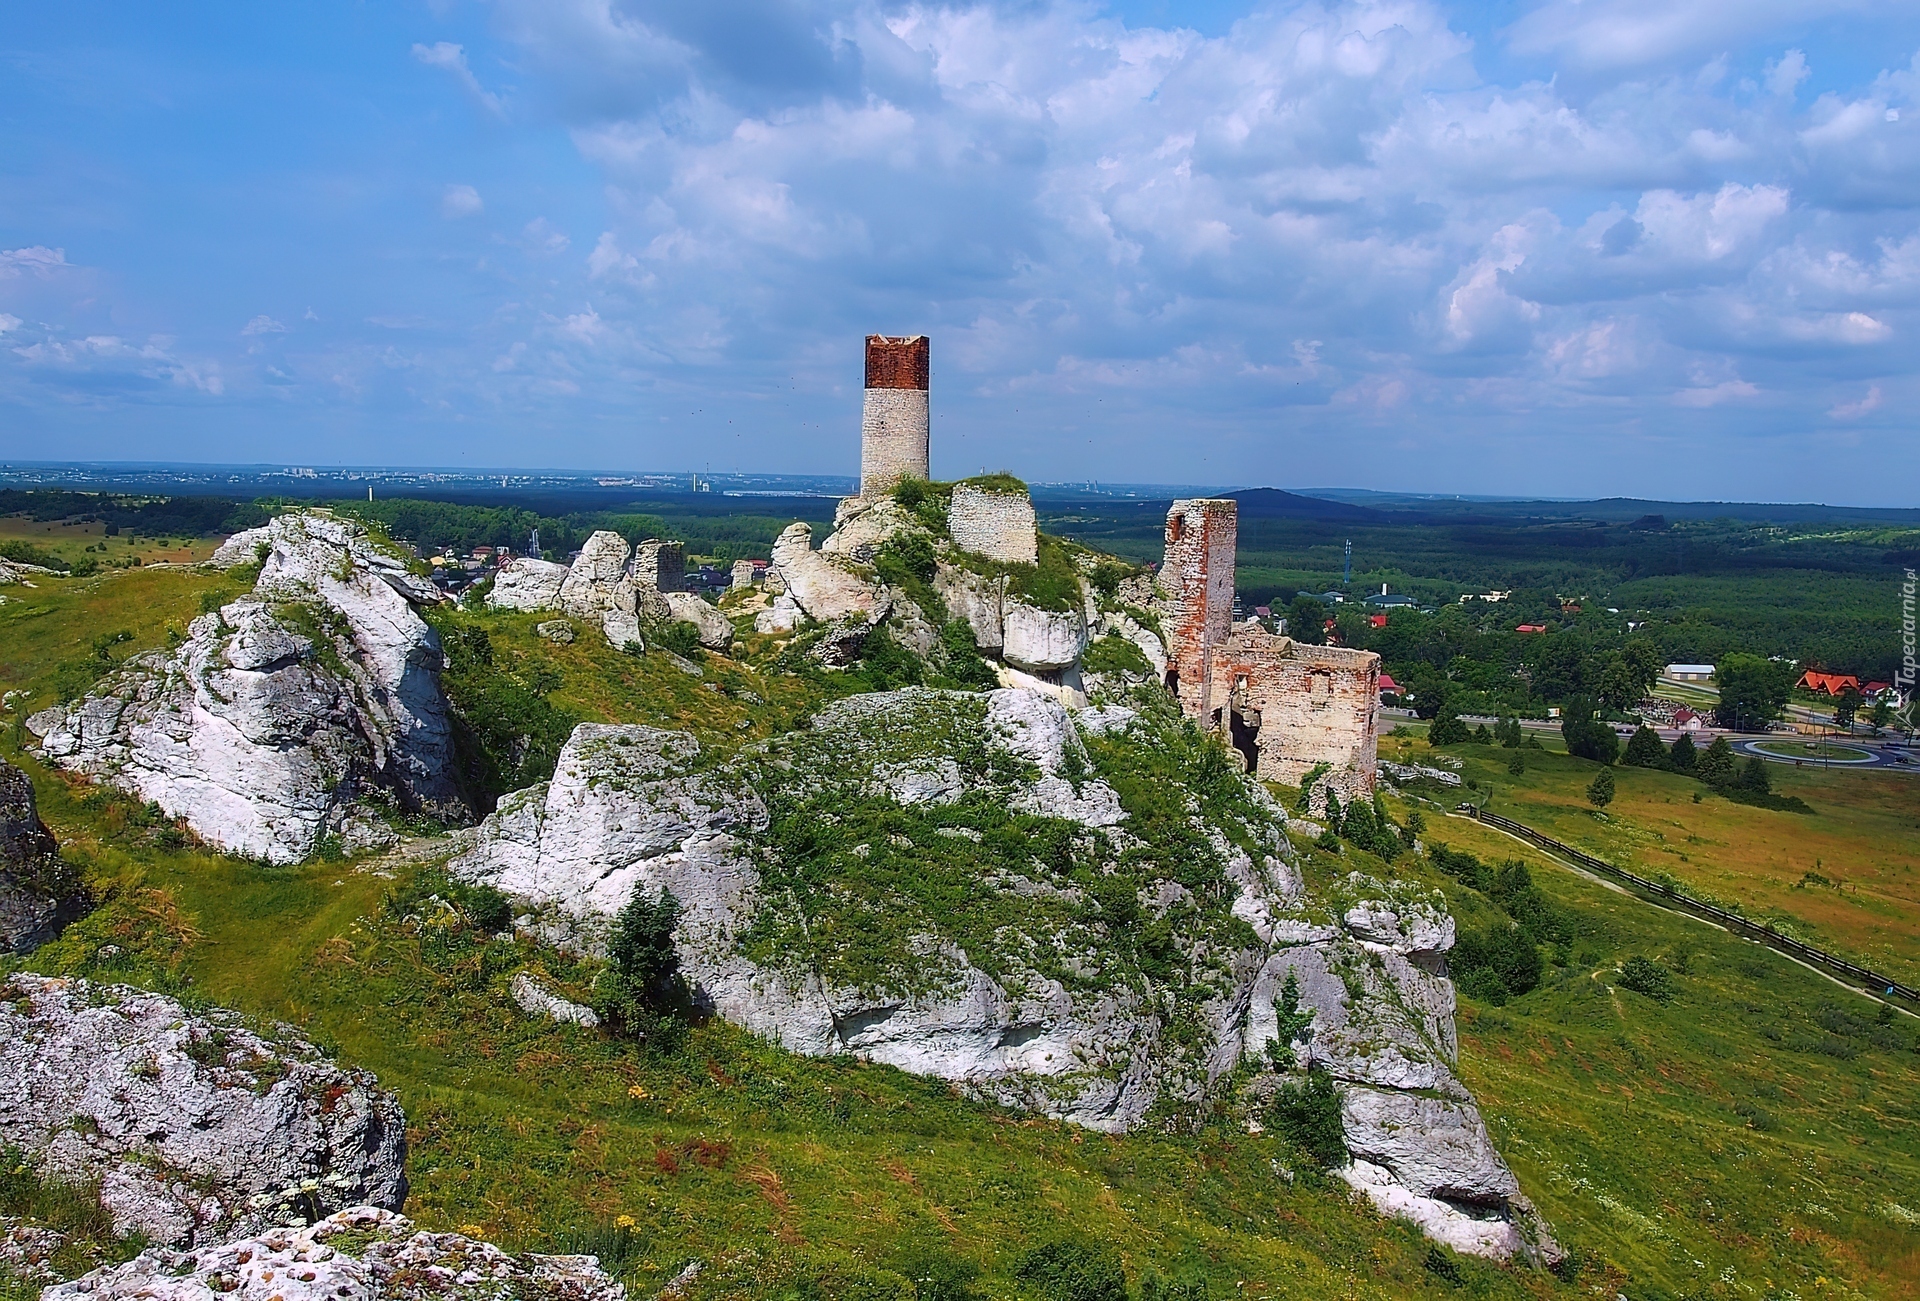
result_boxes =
[1082,633,1153,679]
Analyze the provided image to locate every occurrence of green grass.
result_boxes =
[5,565,1919,1301]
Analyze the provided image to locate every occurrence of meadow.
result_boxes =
[2,556,1918,1301]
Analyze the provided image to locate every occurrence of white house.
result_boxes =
[1665,664,1714,683]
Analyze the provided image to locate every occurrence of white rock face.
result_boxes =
[769,522,888,623]
[510,971,600,1028]
[984,689,1124,827]
[820,495,916,559]
[27,512,467,864]
[663,591,735,651]
[730,559,758,590]
[1002,603,1088,672]
[753,595,804,634]
[1099,611,1168,680]
[44,1207,624,1301]
[487,558,570,612]
[933,563,1003,653]
[0,975,406,1249]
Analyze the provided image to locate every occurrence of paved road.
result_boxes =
[1734,736,1916,770]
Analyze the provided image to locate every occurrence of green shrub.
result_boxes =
[1697,736,1735,785]
[1617,955,1677,1003]
[1264,969,1315,1071]
[1004,535,1084,613]
[1587,769,1615,808]
[595,885,690,1051]
[647,618,705,661]
[1453,923,1543,1002]
[892,1248,979,1301]
[1472,723,1494,745]
[1268,1068,1347,1167]
[1013,1240,1127,1301]
[0,540,68,570]
[934,620,998,690]
[874,532,936,586]
[1082,634,1152,678]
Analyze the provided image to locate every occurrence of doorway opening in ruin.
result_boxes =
[1228,708,1260,773]
[1164,667,1179,695]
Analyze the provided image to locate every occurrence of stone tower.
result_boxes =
[860,335,930,496]
[1162,498,1237,718]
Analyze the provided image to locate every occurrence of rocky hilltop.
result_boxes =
[452,685,1557,1261]
[27,512,469,864]
[0,974,408,1249]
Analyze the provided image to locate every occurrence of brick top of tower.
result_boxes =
[865,335,930,390]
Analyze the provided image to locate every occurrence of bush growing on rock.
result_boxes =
[1268,1068,1347,1167]
[595,885,689,1051]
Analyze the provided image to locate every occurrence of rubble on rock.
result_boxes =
[0,974,407,1249]
[28,512,468,865]
[43,1207,625,1301]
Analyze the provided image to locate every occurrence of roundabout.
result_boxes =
[1738,737,1888,767]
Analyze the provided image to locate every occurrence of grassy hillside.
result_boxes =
[3,565,1918,1301]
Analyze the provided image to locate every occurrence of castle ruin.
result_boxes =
[1160,498,1380,803]
[859,335,930,496]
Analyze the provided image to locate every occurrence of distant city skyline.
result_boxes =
[3,2,1918,505]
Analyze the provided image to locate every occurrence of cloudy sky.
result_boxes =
[3,1,1918,502]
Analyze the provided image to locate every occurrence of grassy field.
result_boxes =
[3,565,1918,1301]
[1377,727,1920,990]
[0,513,223,568]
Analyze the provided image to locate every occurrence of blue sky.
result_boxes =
[2,1,1918,503]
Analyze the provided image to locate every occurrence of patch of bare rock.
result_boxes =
[43,1207,624,1301]
[0,974,407,1249]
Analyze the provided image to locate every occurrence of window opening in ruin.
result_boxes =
[1228,709,1259,774]
[1168,516,1185,542]
[1310,670,1331,700]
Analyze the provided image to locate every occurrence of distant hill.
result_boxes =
[1224,487,1387,522]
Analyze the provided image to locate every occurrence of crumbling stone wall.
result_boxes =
[860,335,930,496]
[632,539,685,593]
[948,483,1038,564]
[1160,498,1237,717]
[1206,628,1380,801]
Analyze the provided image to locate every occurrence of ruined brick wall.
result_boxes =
[1161,498,1238,717]
[860,335,930,496]
[1206,630,1379,801]
[948,484,1037,564]
[632,539,685,593]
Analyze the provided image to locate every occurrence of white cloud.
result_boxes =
[1507,0,1867,71]
[1765,49,1809,98]
[0,246,69,277]
[240,315,286,336]
[0,314,19,334]
[442,184,483,218]
[1674,378,1760,406]
[411,41,505,117]
[1829,384,1883,418]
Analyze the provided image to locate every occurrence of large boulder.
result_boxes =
[769,523,888,623]
[43,1207,623,1301]
[0,759,86,953]
[486,558,570,612]
[1002,603,1087,672]
[28,512,468,864]
[0,975,406,1249]
[663,591,735,651]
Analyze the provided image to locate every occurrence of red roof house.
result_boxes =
[1798,670,1860,696]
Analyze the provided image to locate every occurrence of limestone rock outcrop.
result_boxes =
[0,975,407,1249]
[1002,604,1087,672]
[44,1207,624,1301]
[28,512,468,865]
[662,591,735,651]
[769,522,888,623]
[448,685,1547,1259]
[0,759,86,954]
[487,558,570,612]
